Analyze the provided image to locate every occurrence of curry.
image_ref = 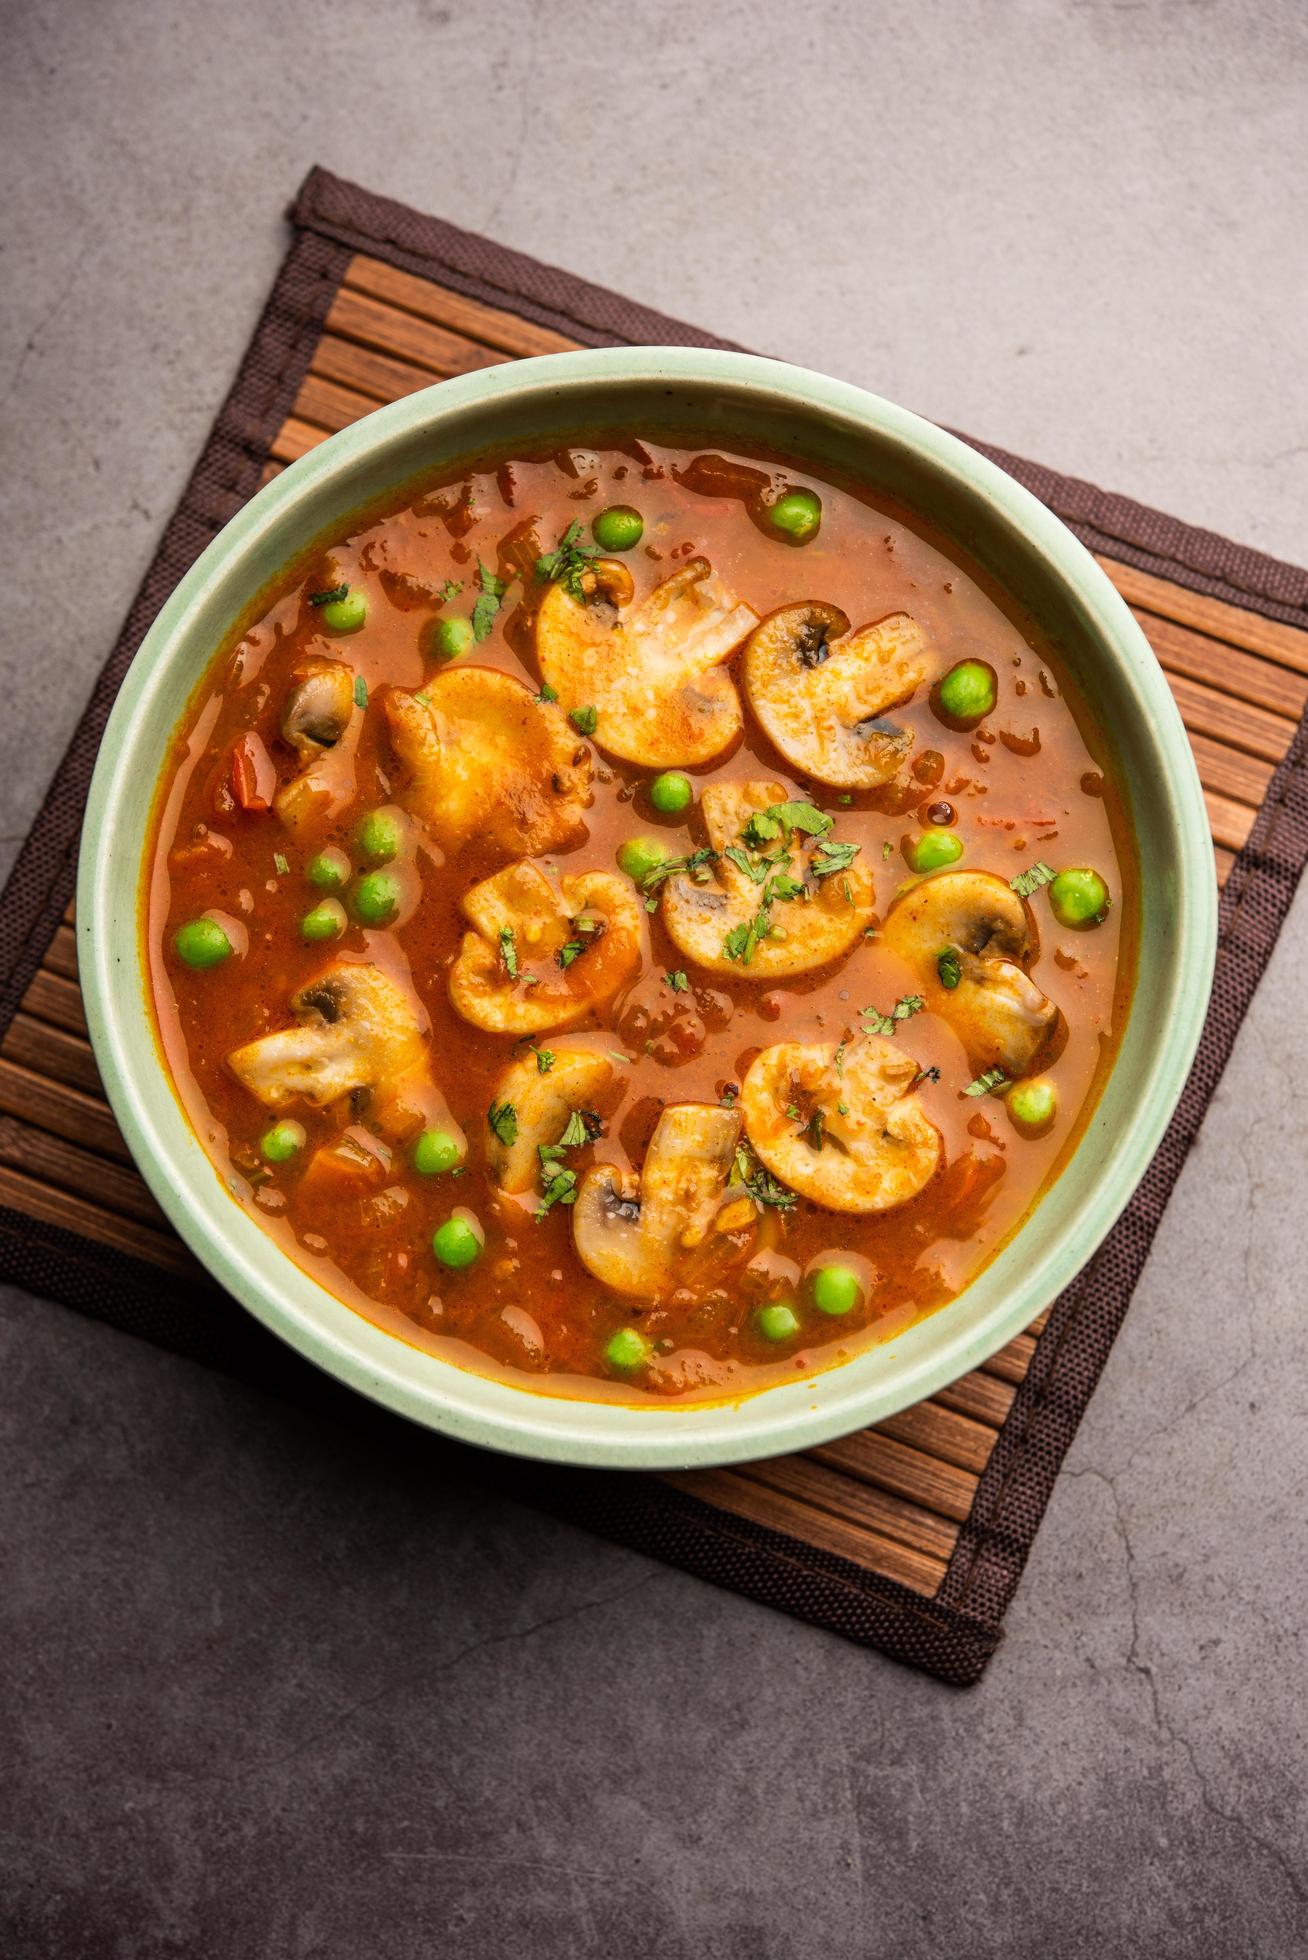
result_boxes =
[147,437,1130,1403]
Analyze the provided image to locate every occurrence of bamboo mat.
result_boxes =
[3,168,1306,1683]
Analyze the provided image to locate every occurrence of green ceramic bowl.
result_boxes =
[77,349,1216,1469]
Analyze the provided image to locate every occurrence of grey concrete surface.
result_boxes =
[3,1,1307,1953]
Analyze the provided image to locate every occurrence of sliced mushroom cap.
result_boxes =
[536,557,759,767]
[741,1036,942,1214]
[881,868,1063,1077]
[227,962,440,1142]
[383,666,591,858]
[572,1103,751,1297]
[448,861,643,1034]
[661,780,874,978]
[743,604,929,788]
[486,1046,618,1194]
[273,657,360,835]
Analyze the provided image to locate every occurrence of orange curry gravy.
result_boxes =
[147,438,1132,1405]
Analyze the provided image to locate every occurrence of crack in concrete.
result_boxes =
[1067,1464,1308,1914]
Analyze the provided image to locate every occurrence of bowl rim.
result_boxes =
[77,346,1217,1470]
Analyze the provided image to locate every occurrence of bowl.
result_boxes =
[77,348,1216,1470]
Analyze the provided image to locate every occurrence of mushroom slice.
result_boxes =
[273,657,360,835]
[536,557,759,767]
[741,1037,942,1214]
[486,1046,618,1194]
[448,861,643,1035]
[743,604,929,788]
[383,666,591,858]
[572,1103,750,1298]
[227,963,437,1141]
[661,780,874,979]
[881,868,1062,1078]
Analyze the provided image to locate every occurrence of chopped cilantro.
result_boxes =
[1011,860,1056,899]
[353,674,368,709]
[861,994,925,1036]
[487,1099,518,1146]
[414,689,431,706]
[666,969,689,992]
[535,681,559,704]
[557,940,584,969]
[273,852,289,876]
[438,578,463,602]
[766,873,806,903]
[741,800,832,849]
[806,1108,825,1152]
[307,582,348,608]
[498,925,518,979]
[640,846,718,893]
[882,841,893,860]
[535,520,601,599]
[937,948,962,990]
[569,704,599,736]
[471,560,508,642]
[555,1109,591,1150]
[724,844,769,885]
[963,1067,1010,1097]
[913,1065,942,1087]
[534,1167,579,1218]
[535,1046,556,1073]
[810,838,860,880]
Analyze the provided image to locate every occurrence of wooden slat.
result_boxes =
[1204,788,1256,853]
[982,1331,1038,1385]
[0,1158,194,1275]
[743,1452,959,1561]
[1139,609,1308,719]
[935,1368,1017,1427]
[811,1429,978,1524]
[874,1397,999,1475]
[2,1015,103,1098]
[311,330,457,407]
[1101,557,1308,673]
[0,1114,163,1227]
[326,286,513,383]
[44,923,79,982]
[346,253,578,360]
[668,1466,948,1595]
[1186,730,1273,808]
[1215,843,1236,886]
[291,372,383,438]
[1167,669,1297,765]
[270,417,328,466]
[0,1057,132,1164]
[22,968,87,1037]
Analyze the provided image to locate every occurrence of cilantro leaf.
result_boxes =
[639,846,718,893]
[810,838,860,879]
[937,948,962,990]
[724,845,769,885]
[535,520,601,599]
[963,1067,1009,1098]
[438,578,463,602]
[666,969,689,992]
[487,1099,518,1146]
[569,705,598,736]
[273,852,289,876]
[308,582,348,608]
[471,560,509,642]
[557,940,584,969]
[535,682,559,704]
[353,674,368,709]
[498,925,518,979]
[741,800,832,849]
[534,1167,579,1218]
[1011,861,1055,899]
[535,1047,555,1073]
[860,994,925,1036]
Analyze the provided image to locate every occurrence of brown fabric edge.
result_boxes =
[1,165,1306,1683]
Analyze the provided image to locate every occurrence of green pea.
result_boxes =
[766,487,822,543]
[649,771,693,816]
[907,828,964,873]
[413,1128,462,1176]
[306,847,350,892]
[300,898,346,943]
[617,836,669,884]
[173,918,232,970]
[261,1119,306,1164]
[319,588,368,634]
[432,1215,482,1269]
[592,505,644,552]
[1049,866,1110,929]
[812,1264,861,1316]
[351,869,401,927]
[1006,1077,1058,1136]
[934,659,997,727]
[429,614,474,662]
[605,1327,651,1372]
[757,1302,800,1342]
[357,807,403,864]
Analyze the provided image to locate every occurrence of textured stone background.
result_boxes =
[3,2,1307,1954]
